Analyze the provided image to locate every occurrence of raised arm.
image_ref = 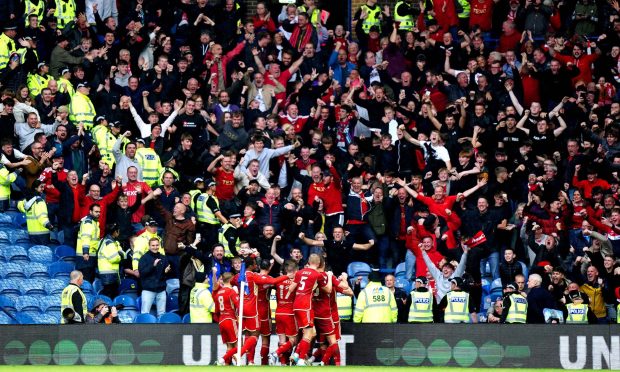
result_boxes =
[551,113,567,137]
[515,110,530,135]
[207,154,224,173]
[271,235,285,264]
[298,232,325,247]
[397,124,421,147]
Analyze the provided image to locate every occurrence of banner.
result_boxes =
[0,324,618,369]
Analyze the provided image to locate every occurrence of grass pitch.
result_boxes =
[0,367,597,371]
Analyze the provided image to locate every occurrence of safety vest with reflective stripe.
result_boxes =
[132,231,163,270]
[0,33,17,70]
[135,147,161,187]
[77,216,100,255]
[218,223,238,258]
[92,124,117,167]
[337,291,353,320]
[394,1,415,31]
[270,288,277,321]
[157,167,179,186]
[566,303,588,324]
[61,284,87,323]
[298,5,321,25]
[408,290,434,323]
[69,91,96,130]
[0,165,17,200]
[360,5,381,34]
[505,293,527,323]
[455,0,470,18]
[444,291,470,323]
[425,0,435,20]
[58,77,74,97]
[197,193,219,224]
[190,282,215,323]
[353,282,397,323]
[27,73,51,98]
[17,196,50,235]
[54,0,76,29]
[189,189,201,212]
[24,0,45,26]
[97,236,123,276]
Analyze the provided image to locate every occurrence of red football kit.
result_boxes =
[256,274,273,336]
[275,278,297,337]
[213,287,240,344]
[292,267,325,329]
[233,271,287,332]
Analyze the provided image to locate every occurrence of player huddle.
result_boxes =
[214,254,354,366]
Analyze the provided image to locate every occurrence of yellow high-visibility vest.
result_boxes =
[505,293,527,323]
[444,291,470,323]
[24,0,45,26]
[360,5,381,34]
[218,224,238,258]
[60,284,87,323]
[0,165,17,201]
[135,147,162,187]
[0,33,17,70]
[408,290,434,323]
[190,282,215,323]
[54,0,76,29]
[17,196,50,235]
[394,1,415,31]
[132,231,163,270]
[353,282,397,323]
[566,303,588,324]
[97,236,123,277]
[197,193,219,225]
[76,216,100,255]
[337,292,353,321]
[69,91,96,130]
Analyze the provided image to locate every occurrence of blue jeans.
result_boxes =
[479,251,500,280]
[377,235,395,270]
[345,223,376,244]
[405,250,416,281]
[141,290,166,317]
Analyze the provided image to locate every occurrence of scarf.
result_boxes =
[290,24,313,52]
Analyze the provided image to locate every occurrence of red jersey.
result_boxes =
[213,167,235,201]
[470,0,494,31]
[306,166,343,215]
[275,278,295,315]
[313,273,339,319]
[123,181,151,223]
[279,113,310,134]
[213,286,239,322]
[256,273,272,319]
[233,271,286,317]
[39,167,67,203]
[292,268,324,311]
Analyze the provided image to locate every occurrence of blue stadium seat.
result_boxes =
[119,278,139,294]
[15,296,41,312]
[0,263,26,279]
[40,295,61,314]
[92,279,103,295]
[0,312,15,324]
[0,279,21,295]
[81,281,94,295]
[0,231,10,244]
[158,312,181,323]
[483,262,492,277]
[0,294,16,312]
[0,249,5,263]
[357,277,369,290]
[14,312,36,324]
[481,278,491,296]
[18,279,47,296]
[347,262,372,278]
[394,262,407,278]
[481,295,492,312]
[44,279,67,295]
[490,278,503,291]
[28,245,53,263]
[166,295,179,313]
[6,246,29,264]
[113,295,138,310]
[48,262,74,278]
[37,313,60,324]
[24,263,50,279]
[10,230,30,244]
[394,277,411,293]
[118,309,137,324]
[11,213,26,228]
[134,313,158,323]
[0,214,12,227]
[182,314,191,323]
[54,245,76,262]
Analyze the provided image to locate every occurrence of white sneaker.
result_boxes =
[231,354,238,366]
[318,361,325,366]
[216,357,226,366]
[290,353,300,364]
[296,358,307,366]
[269,352,279,366]
[307,356,316,364]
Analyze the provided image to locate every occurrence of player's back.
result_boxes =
[214,287,239,322]
[276,278,295,315]
[293,267,321,310]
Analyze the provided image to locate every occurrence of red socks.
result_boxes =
[223,348,237,364]
[241,336,258,363]
[260,345,269,365]
[276,341,292,355]
[313,347,325,361]
[322,344,340,365]
[333,343,341,366]
[296,339,311,360]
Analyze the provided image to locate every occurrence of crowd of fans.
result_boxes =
[0,0,620,325]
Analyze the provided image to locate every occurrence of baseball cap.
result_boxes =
[415,276,428,285]
[109,121,121,128]
[144,219,158,227]
[76,82,90,89]
[193,177,204,184]
[37,62,48,69]
[95,116,106,123]
[3,21,17,31]
[228,213,242,219]
[569,290,582,301]
[450,277,464,288]
[136,138,145,145]
[504,282,517,291]
[207,180,216,187]
[60,67,70,75]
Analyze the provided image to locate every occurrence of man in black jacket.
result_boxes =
[138,238,170,318]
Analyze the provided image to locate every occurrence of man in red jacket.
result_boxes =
[306,159,344,236]
[81,177,122,236]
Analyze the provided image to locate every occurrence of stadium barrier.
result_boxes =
[0,324,618,368]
